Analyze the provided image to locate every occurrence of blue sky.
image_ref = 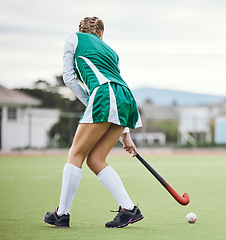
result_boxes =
[0,0,226,95]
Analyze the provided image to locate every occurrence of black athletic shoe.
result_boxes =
[105,206,144,228]
[43,208,70,228]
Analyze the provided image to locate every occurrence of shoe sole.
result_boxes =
[105,215,144,228]
[43,219,70,228]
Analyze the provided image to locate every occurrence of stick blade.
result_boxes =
[181,193,190,206]
[166,184,190,206]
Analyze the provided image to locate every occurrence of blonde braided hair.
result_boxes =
[79,16,104,37]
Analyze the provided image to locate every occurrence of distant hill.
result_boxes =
[131,87,226,106]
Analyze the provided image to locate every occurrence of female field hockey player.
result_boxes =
[43,16,144,228]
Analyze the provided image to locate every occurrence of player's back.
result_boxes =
[75,33,128,94]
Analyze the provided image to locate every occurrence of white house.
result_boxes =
[178,106,211,145]
[178,100,226,145]
[0,85,60,151]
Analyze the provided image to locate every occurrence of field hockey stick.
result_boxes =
[119,136,190,206]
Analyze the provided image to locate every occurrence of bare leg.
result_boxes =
[86,124,134,210]
[57,122,113,215]
[67,122,112,168]
[86,123,124,174]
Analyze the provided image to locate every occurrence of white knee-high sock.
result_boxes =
[98,165,134,210]
[57,163,81,215]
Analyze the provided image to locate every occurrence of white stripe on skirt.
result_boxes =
[80,83,121,126]
[108,83,120,125]
[135,113,142,128]
[80,87,98,123]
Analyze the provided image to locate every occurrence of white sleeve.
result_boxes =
[63,34,88,106]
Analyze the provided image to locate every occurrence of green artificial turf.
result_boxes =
[0,153,225,240]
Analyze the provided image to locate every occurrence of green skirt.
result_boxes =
[80,82,142,129]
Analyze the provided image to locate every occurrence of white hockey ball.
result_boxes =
[186,213,197,223]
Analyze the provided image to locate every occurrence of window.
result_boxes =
[8,108,17,120]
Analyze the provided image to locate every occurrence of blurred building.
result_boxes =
[132,104,178,146]
[178,106,211,145]
[136,99,226,146]
[0,85,60,151]
[215,116,226,144]
[1,84,225,149]
[178,100,226,145]
[212,101,226,144]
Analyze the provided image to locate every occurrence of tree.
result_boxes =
[33,80,51,90]
[55,75,65,87]
[49,114,81,148]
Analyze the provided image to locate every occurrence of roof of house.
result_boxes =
[0,85,41,107]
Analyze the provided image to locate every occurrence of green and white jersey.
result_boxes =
[63,32,142,130]
[74,33,129,95]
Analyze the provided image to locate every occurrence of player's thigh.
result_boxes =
[87,123,124,164]
[68,122,111,163]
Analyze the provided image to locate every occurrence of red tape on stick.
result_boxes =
[165,184,190,205]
